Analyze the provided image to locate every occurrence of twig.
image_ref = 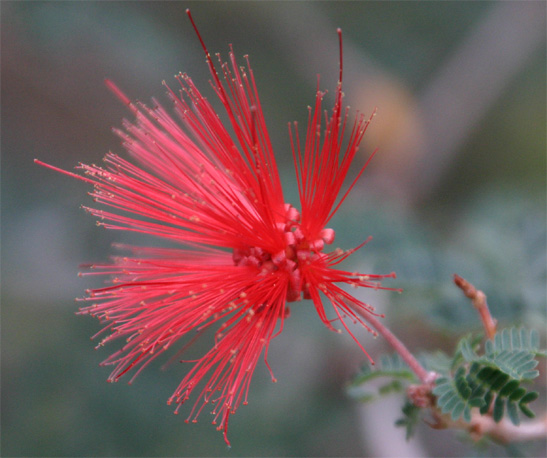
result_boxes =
[354,275,545,446]
[470,413,547,444]
[454,274,497,339]
[431,409,547,444]
[353,308,433,384]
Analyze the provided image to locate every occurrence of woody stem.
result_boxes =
[355,308,431,383]
[453,274,497,339]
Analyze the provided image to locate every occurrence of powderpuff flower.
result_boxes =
[37,10,397,446]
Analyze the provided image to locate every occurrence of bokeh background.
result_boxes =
[2,1,545,456]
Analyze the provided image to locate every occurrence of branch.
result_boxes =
[354,308,434,384]
[454,274,497,339]
[470,413,547,444]
[431,409,547,444]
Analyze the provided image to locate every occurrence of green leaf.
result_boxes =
[434,376,476,422]
[499,380,519,397]
[481,391,493,414]
[433,327,543,426]
[450,402,465,421]
[348,353,417,403]
[459,336,478,362]
[508,387,526,402]
[519,391,539,404]
[490,372,510,391]
[455,374,472,399]
[521,370,540,380]
[485,339,495,357]
[436,390,455,407]
[493,397,505,422]
[418,351,453,375]
[432,381,452,396]
[516,359,539,373]
[350,354,416,387]
[517,390,539,419]
[378,379,405,396]
[519,403,536,419]
[507,401,520,425]
[487,327,544,354]
[395,400,422,440]
[468,397,486,408]
[476,366,496,382]
[462,405,472,423]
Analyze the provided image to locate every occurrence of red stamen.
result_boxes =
[36,17,395,446]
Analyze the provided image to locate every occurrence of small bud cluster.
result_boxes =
[233,203,335,302]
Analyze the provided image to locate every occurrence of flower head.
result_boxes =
[36,10,397,446]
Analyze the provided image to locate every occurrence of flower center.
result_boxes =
[232,204,335,302]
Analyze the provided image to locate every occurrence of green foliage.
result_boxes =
[347,353,417,402]
[486,327,546,358]
[433,328,543,426]
[395,400,422,440]
[348,354,427,440]
[349,326,544,441]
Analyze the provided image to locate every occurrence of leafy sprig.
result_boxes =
[348,274,546,448]
[349,327,544,438]
[434,328,542,426]
[347,353,418,403]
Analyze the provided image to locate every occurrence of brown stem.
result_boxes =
[432,409,547,444]
[354,308,431,384]
[453,274,497,339]
[470,413,547,444]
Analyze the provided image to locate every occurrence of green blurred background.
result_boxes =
[2,1,545,456]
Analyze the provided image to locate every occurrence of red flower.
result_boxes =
[37,10,397,446]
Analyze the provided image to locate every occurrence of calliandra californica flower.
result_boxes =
[36,10,398,446]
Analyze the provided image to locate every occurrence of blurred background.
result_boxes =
[2,1,545,456]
